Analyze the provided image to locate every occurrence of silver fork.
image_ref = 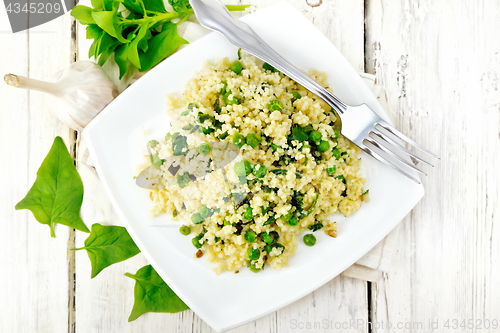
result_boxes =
[189,0,439,183]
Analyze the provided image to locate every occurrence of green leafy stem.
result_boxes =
[71,0,250,78]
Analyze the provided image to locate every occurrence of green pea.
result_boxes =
[224,91,240,105]
[270,231,279,241]
[246,133,262,148]
[192,235,203,249]
[191,212,203,224]
[220,81,227,94]
[332,147,341,159]
[148,140,159,148]
[303,234,316,246]
[327,166,337,175]
[281,211,293,222]
[317,140,330,152]
[232,132,245,148]
[291,91,301,103]
[179,226,191,236]
[243,206,253,220]
[230,60,243,74]
[200,205,212,218]
[247,260,261,273]
[261,232,275,244]
[288,215,298,226]
[198,143,210,155]
[245,231,256,243]
[234,161,247,176]
[247,247,260,260]
[244,160,252,175]
[309,130,322,142]
[333,128,341,139]
[268,99,284,112]
[252,163,267,178]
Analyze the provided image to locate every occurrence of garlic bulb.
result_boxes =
[4,61,119,131]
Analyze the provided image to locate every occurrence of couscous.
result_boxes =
[136,54,367,274]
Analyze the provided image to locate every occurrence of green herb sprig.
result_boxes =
[71,0,250,78]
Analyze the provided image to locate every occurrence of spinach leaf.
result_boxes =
[71,5,95,24]
[72,1,250,78]
[91,11,119,38]
[172,134,188,156]
[289,126,309,142]
[73,223,141,278]
[125,265,189,321]
[143,0,167,12]
[114,45,130,79]
[15,137,89,237]
[308,221,324,232]
[270,169,287,176]
[138,22,188,72]
[168,0,190,12]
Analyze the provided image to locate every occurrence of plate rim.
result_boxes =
[83,3,425,331]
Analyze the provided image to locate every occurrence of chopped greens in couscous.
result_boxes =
[135,54,366,274]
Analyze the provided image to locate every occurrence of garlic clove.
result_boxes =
[4,61,119,131]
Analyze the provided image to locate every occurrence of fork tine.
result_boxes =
[369,132,427,175]
[373,127,434,167]
[362,139,422,184]
[377,121,440,159]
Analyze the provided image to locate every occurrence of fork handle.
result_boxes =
[194,0,347,113]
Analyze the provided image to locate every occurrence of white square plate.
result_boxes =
[84,2,424,331]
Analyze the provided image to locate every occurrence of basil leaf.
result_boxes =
[15,137,89,237]
[73,223,140,278]
[139,22,188,72]
[71,5,95,24]
[125,265,189,321]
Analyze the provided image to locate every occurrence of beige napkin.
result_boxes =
[78,23,400,282]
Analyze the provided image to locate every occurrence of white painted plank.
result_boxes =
[365,0,500,331]
[0,13,75,333]
[74,0,368,332]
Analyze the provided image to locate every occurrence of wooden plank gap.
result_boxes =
[68,5,79,332]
